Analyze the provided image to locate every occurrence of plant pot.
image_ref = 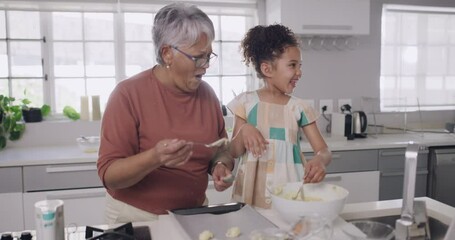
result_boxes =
[22,108,43,122]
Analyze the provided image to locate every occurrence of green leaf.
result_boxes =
[3,117,11,131]
[13,123,25,132]
[41,104,51,117]
[0,94,25,149]
[63,106,80,121]
[9,130,22,141]
[21,98,32,105]
[0,136,6,149]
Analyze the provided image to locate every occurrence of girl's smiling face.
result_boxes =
[268,46,302,94]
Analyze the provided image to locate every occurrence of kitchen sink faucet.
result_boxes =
[395,142,431,240]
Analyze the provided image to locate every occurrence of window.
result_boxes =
[380,5,455,112]
[0,1,257,115]
[0,11,44,107]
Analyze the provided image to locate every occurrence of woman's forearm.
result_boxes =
[103,149,161,190]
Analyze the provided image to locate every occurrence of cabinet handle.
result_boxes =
[380,151,405,157]
[46,190,106,200]
[304,154,340,159]
[46,165,97,173]
[380,150,428,157]
[324,176,342,182]
[381,170,428,177]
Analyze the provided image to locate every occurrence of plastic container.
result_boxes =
[76,136,100,153]
[345,220,395,240]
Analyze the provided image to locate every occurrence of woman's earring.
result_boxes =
[166,65,170,69]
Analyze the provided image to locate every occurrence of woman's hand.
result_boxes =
[304,157,326,183]
[155,139,193,167]
[241,124,268,158]
[211,162,233,191]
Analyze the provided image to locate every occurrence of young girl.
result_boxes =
[227,24,332,209]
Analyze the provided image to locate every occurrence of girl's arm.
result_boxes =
[229,115,268,158]
[302,122,332,183]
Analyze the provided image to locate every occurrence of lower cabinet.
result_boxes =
[0,192,24,232]
[22,163,106,229]
[324,171,380,203]
[23,188,107,229]
[304,149,380,203]
[0,167,24,232]
[378,147,429,200]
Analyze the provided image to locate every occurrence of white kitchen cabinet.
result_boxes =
[0,167,24,232]
[324,171,380,203]
[303,149,380,203]
[379,147,429,200]
[206,181,234,205]
[266,0,370,35]
[22,163,106,229]
[23,188,106,229]
[0,192,24,232]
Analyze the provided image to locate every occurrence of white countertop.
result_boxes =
[1,132,454,167]
[301,132,455,152]
[147,197,455,240]
[0,145,97,167]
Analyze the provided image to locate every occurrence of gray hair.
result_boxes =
[153,3,215,65]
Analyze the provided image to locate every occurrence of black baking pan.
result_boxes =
[170,202,245,215]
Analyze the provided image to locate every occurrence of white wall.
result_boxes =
[8,120,101,147]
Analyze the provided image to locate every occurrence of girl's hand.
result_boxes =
[304,157,326,183]
[155,139,193,167]
[241,124,268,158]
[211,162,233,191]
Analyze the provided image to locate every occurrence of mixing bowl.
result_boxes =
[270,182,349,224]
[76,136,100,153]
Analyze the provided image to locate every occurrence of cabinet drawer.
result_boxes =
[24,163,102,191]
[379,148,428,171]
[379,171,428,200]
[304,150,378,173]
[0,167,23,193]
[324,171,380,203]
[23,188,106,229]
[0,192,24,232]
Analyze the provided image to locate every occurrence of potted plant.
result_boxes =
[0,95,26,150]
[21,98,51,123]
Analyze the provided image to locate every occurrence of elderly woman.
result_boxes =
[97,3,234,223]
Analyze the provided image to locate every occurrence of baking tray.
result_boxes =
[169,203,277,240]
[171,202,246,215]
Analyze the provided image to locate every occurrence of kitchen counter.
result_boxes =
[138,197,455,240]
[0,132,454,167]
[301,132,455,152]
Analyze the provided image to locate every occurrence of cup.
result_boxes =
[35,199,65,240]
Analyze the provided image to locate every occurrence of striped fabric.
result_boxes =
[227,91,319,209]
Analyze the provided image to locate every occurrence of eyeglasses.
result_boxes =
[171,46,218,68]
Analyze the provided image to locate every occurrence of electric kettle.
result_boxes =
[352,111,367,138]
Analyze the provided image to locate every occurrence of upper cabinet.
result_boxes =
[265,0,370,35]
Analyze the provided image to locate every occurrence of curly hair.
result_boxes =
[241,24,299,79]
